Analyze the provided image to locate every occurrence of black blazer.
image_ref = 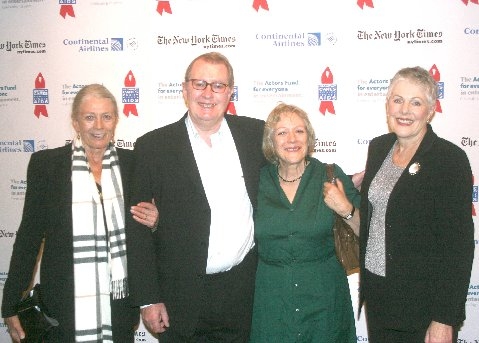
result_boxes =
[359,125,475,329]
[1,144,139,342]
[126,113,266,335]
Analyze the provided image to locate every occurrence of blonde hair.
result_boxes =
[71,83,118,121]
[262,103,316,165]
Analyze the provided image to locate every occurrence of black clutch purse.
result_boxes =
[16,284,59,343]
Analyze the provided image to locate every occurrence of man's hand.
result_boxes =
[140,303,170,334]
[424,321,453,343]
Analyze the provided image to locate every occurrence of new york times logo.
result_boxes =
[0,228,15,239]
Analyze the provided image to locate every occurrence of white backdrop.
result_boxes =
[0,0,478,342]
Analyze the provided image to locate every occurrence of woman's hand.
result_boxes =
[131,199,159,230]
[323,178,360,235]
[352,170,365,190]
[323,178,352,216]
[5,315,24,343]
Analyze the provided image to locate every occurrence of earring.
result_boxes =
[76,132,80,139]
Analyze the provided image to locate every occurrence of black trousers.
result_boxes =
[364,269,459,343]
[366,319,458,343]
[159,249,257,343]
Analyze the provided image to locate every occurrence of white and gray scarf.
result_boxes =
[71,137,128,342]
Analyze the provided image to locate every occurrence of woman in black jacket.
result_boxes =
[2,84,158,342]
[359,67,474,343]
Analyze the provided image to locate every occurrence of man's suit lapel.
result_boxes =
[173,113,208,197]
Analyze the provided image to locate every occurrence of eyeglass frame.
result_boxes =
[186,79,230,93]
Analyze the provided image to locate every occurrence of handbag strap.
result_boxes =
[326,163,335,183]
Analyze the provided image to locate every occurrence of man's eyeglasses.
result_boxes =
[187,79,229,93]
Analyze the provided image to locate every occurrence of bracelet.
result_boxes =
[342,206,355,220]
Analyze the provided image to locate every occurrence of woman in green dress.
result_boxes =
[250,103,360,343]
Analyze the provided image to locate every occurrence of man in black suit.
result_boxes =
[126,52,266,342]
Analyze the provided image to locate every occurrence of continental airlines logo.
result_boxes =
[0,140,47,153]
[63,37,126,52]
[255,32,322,47]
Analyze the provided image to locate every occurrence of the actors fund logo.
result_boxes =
[122,70,139,116]
[59,0,76,18]
[318,67,336,115]
[157,1,172,15]
[253,0,269,11]
[33,73,48,118]
[227,86,238,115]
[429,64,443,113]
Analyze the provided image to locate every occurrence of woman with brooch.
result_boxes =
[250,102,360,342]
[359,66,475,343]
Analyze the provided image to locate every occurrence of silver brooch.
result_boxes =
[408,162,421,175]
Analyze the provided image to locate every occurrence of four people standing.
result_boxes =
[359,67,474,343]
[2,60,475,343]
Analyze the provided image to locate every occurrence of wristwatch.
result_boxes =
[342,206,355,220]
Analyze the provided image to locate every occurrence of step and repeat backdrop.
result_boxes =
[0,0,478,342]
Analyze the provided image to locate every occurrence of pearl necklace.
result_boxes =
[277,164,306,183]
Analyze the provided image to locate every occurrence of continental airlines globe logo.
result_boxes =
[63,37,125,52]
[255,32,322,47]
[0,140,47,153]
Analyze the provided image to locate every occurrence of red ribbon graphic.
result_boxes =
[157,1,172,15]
[429,64,442,113]
[462,0,479,5]
[34,73,48,118]
[357,0,374,9]
[60,5,75,18]
[123,71,138,117]
[34,105,48,118]
[123,104,138,117]
[227,102,237,115]
[319,67,335,115]
[253,0,269,11]
[124,71,136,87]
